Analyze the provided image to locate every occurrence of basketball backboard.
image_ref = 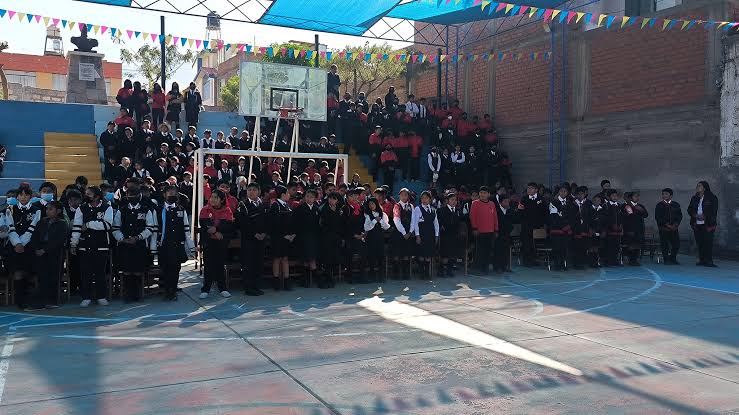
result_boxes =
[238,61,327,121]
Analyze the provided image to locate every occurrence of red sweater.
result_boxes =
[470,199,499,233]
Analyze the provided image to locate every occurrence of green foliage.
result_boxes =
[221,75,240,112]
[0,41,7,53]
[120,44,196,88]
[262,42,313,67]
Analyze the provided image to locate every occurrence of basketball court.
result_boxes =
[0,259,736,414]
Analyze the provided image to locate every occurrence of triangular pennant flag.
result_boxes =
[621,16,630,28]
[280,47,287,56]
[420,54,426,63]
[246,44,253,54]
[258,46,266,54]
[60,19,67,27]
[722,22,734,30]
[552,9,561,20]
[195,39,201,48]
[543,9,553,21]
[18,13,27,22]
[498,52,505,61]
[519,6,529,15]
[338,51,345,59]
[686,20,697,30]
[440,55,447,62]
[86,23,93,32]
[181,37,187,46]
[101,25,108,34]
[566,11,576,24]
[142,32,149,40]
[576,12,585,23]
[93,25,100,35]
[267,47,274,57]
[345,51,352,60]
[488,2,498,15]
[26,14,34,23]
[537,8,546,18]
[504,4,514,14]
[496,3,507,12]
[529,7,538,17]
[383,53,389,60]
[172,36,179,44]
[681,20,690,30]
[662,19,671,30]
[717,21,728,29]
[127,30,133,39]
[667,19,678,29]
[481,0,491,10]
[306,50,313,59]
[597,14,607,27]
[365,53,372,61]
[52,18,60,26]
[189,39,195,48]
[510,5,521,15]
[326,51,333,60]
[79,23,86,31]
[452,55,459,63]
[558,10,567,23]
[8,11,15,20]
[68,21,76,30]
[606,15,615,28]
[35,15,42,24]
[225,43,232,51]
[704,21,717,29]
[0,9,5,18]
[376,53,383,60]
[584,13,593,23]
[151,34,158,42]
[640,17,650,28]
[203,40,210,49]
[649,17,657,27]
[43,16,50,26]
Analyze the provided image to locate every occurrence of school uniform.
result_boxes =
[236,198,267,293]
[604,201,624,266]
[470,199,499,272]
[572,199,593,268]
[622,201,649,265]
[112,203,155,301]
[411,204,439,258]
[548,196,576,270]
[199,204,234,293]
[6,202,41,279]
[655,199,682,263]
[217,168,233,184]
[152,165,169,184]
[688,192,718,266]
[391,201,415,259]
[518,194,547,266]
[494,205,516,272]
[132,169,150,179]
[363,211,391,272]
[154,202,195,300]
[589,204,607,266]
[319,204,345,267]
[30,216,69,307]
[438,205,464,275]
[71,201,114,301]
[294,202,321,262]
[269,199,293,258]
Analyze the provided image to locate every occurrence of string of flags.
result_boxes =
[415,0,733,32]
[0,7,554,64]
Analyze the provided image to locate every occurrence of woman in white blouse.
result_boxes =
[364,198,391,279]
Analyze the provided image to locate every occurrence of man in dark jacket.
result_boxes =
[26,201,68,310]
[622,191,649,266]
[687,181,718,267]
[518,182,547,266]
[654,188,682,264]
[236,182,267,296]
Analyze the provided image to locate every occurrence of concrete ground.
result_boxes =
[0,256,737,415]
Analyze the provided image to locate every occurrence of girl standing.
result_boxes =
[198,189,234,299]
[269,186,296,290]
[688,181,718,267]
[412,191,439,278]
[363,197,391,280]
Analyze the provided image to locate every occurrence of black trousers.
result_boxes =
[475,232,496,272]
[493,236,511,271]
[32,251,63,306]
[241,239,264,290]
[693,225,715,265]
[151,108,164,127]
[520,225,536,265]
[572,236,590,267]
[202,241,227,293]
[659,230,680,261]
[409,157,420,180]
[550,234,572,269]
[622,234,642,264]
[80,250,109,300]
[605,235,621,266]
[159,243,182,296]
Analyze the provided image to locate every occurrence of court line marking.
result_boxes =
[0,317,36,329]
[630,278,739,296]
[558,268,607,295]
[51,335,242,342]
[0,328,16,405]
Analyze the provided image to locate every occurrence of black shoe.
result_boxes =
[23,305,45,311]
[272,279,282,291]
[244,287,263,296]
[164,293,178,301]
[45,304,60,309]
[283,279,294,291]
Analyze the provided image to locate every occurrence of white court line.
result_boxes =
[11,319,114,329]
[632,278,739,296]
[51,335,241,342]
[535,267,663,319]
[0,317,36,329]
[246,328,423,341]
[558,268,607,295]
[0,328,16,405]
[286,310,341,324]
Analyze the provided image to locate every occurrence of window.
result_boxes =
[105,79,111,96]
[52,74,67,91]
[655,0,681,11]
[202,77,215,106]
[4,70,36,88]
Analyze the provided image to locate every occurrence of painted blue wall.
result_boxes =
[0,101,95,193]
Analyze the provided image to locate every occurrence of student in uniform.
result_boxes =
[199,189,234,298]
[112,188,156,302]
[294,189,321,287]
[589,195,607,267]
[470,186,499,273]
[437,192,464,277]
[363,197,391,279]
[391,188,415,279]
[622,191,649,266]
[6,187,41,309]
[236,182,267,296]
[518,182,547,267]
[318,192,344,288]
[572,186,593,269]
[493,195,515,272]
[70,186,114,307]
[603,189,623,266]
[687,181,718,267]
[654,188,682,264]
[548,186,576,271]
[412,191,439,278]
[154,185,195,301]
[344,188,367,283]
[269,186,296,290]
[25,202,69,310]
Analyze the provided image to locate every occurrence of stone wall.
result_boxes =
[7,82,117,105]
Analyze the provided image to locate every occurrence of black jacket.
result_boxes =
[654,200,682,232]
[236,199,267,242]
[31,217,69,253]
[687,193,718,229]
[622,202,648,239]
[519,194,547,228]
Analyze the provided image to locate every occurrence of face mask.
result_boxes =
[166,196,179,204]
[7,197,17,206]
[206,161,213,167]
[104,192,115,202]
[41,193,54,202]
[30,197,41,204]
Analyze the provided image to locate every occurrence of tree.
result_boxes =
[262,42,313,67]
[120,44,196,88]
[221,75,240,112]
[0,41,8,100]
[321,42,409,100]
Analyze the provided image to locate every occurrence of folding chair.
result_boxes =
[641,226,660,263]
[533,228,552,271]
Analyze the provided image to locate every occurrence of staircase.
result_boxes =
[44,133,102,188]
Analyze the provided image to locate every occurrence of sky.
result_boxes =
[0,0,411,87]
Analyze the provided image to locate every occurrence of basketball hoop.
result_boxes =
[278,107,304,119]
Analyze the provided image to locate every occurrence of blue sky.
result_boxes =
[0,0,409,87]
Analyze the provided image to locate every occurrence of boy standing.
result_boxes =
[518,182,547,267]
[654,188,682,264]
[622,191,649,266]
[26,202,68,310]
[470,186,499,273]
[603,189,623,266]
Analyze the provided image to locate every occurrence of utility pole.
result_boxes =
[160,16,166,88]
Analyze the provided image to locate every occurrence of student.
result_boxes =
[437,192,464,277]
[153,186,194,301]
[493,195,515,272]
[199,189,234,298]
[112,188,155,302]
[572,186,593,269]
[589,195,607,267]
[594,179,611,202]
[622,191,649,266]
[22,201,67,310]
[687,181,718,267]
[318,192,344,288]
[269,186,296,290]
[603,189,623,266]
[427,147,441,188]
[363,197,391,278]
[654,188,682,264]
[518,182,547,267]
[548,186,576,271]
[379,144,398,194]
[412,191,440,278]
[294,189,321,287]
[391,188,415,278]
[470,186,499,273]
[236,182,267,296]
[344,188,367,283]
[70,186,114,307]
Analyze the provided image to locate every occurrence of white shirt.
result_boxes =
[411,204,440,237]
[364,211,390,232]
[393,201,413,235]
[405,101,419,117]
[418,104,427,119]
[529,194,538,201]
[696,196,705,224]
[451,152,465,164]
[427,153,441,173]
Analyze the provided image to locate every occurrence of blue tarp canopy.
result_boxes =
[76,0,131,5]
[388,1,564,25]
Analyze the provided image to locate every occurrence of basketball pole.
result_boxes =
[286,119,300,184]
[271,118,280,152]
[248,116,261,184]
